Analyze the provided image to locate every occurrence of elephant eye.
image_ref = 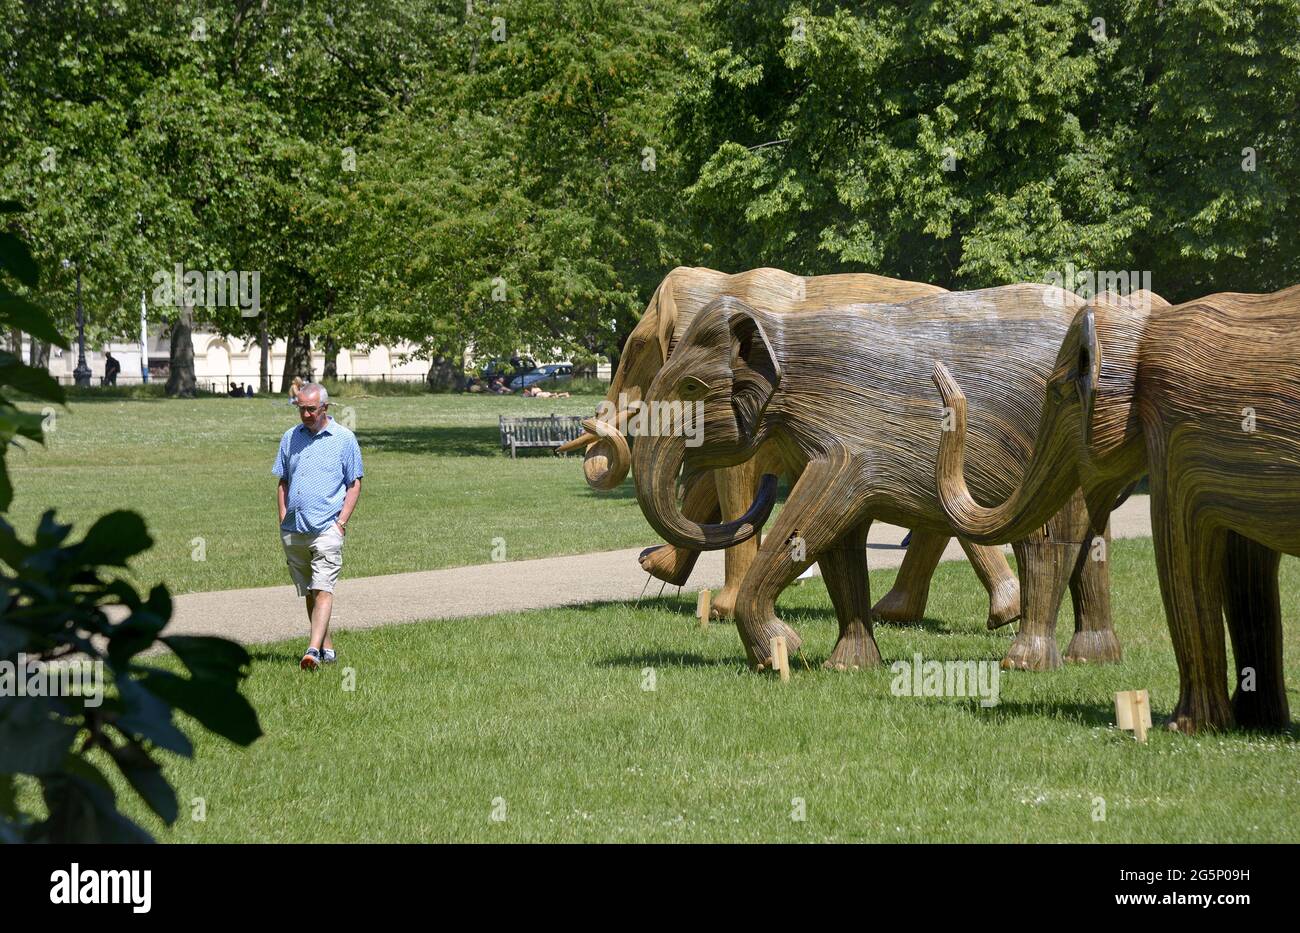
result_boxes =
[676,376,708,399]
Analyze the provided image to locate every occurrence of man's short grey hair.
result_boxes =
[298,382,329,405]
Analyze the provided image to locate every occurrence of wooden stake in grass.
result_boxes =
[697,589,710,628]
[770,635,790,683]
[1114,689,1152,743]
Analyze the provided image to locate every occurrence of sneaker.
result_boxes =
[321,648,337,665]
[300,647,321,671]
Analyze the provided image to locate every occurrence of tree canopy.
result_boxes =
[2,0,1296,393]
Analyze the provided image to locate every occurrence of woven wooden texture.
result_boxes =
[631,283,1123,671]
[562,266,1022,627]
[933,287,1300,733]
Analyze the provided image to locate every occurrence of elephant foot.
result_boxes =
[1231,687,1291,732]
[1001,631,1061,672]
[870,585,926,626]
[638,544,699,587]
[742,618,803,671]
[1065,629,1122,665]
[709,585,739,620]
[1165,689,1234,735]
[822,623,882,671]
[986,580,1022,631]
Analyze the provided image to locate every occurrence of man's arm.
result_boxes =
[277,478,288,524]
[336,478,362,532]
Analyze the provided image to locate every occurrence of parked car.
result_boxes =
[509,364,573,391]
[480,357,535,378]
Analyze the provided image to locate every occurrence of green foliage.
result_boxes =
[0,206,261,842]
[3,1,1296,377]
[333,0,701,363]
[0,201,68,509]
[675,0,1300,300]
[1119,0,1300,295]
[0,511,261,842]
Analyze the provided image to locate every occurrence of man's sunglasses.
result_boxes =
[297,403,327,414]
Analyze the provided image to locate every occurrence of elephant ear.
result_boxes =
[656,275,680,362]
[729,306,782,439]
[1076,307,1102,448]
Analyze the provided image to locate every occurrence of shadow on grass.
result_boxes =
[582,481,638,500]
[248,649,307,665]
[597,650,746,670]
[358,424,643,464]
[971,699,1151,730]
[961,701,1300,738]
[359,425,502,457]
[868,615,953,633]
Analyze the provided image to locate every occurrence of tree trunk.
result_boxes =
[280,300,313,392]
[259,316,270,394]
[165,305,196,398]
[323,335,338,380]
[426,349,465,392]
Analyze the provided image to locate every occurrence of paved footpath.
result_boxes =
[164,496,1153,647]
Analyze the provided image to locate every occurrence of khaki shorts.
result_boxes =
[281,525,344,596]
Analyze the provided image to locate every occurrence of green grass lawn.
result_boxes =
[86,537,1298,843]
[13,394,655,594]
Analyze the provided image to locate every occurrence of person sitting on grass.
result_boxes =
[489,375,512,394]
[272,382,364,671]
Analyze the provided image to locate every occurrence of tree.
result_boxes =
[673,0,1300,302]
[0,2,174,362]
[331,0,701,372]
[1116,0,1300,297]
[674,1,1147,287]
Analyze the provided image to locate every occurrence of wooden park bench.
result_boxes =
[499,414,587,458]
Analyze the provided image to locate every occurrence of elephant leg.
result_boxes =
[958,538,1021,630]
[1003,501,1078,672]
[638,469,719,586]
[871,529,948,625]
[1149,464,1232,734]
[821,519,882,670]
[1065,502,1121,664]
[711,458,761,620]
[1223,531,1289,731]
[734,449,862,670]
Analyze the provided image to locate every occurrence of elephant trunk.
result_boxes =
[576,414,632,490]
[932,362,1079,545]
[633,431,777,550]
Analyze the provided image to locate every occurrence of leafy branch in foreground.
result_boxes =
[0,200,262,842]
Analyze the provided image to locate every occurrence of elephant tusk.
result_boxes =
[580,414,633,490]
[556,431,598,454]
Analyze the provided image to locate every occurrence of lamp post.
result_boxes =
[64,259,91,387]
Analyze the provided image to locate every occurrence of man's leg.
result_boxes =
[300,526,344,664]
[304,591,333,651]
[308,589,334,651]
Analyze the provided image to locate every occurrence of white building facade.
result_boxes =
[38,330,612,391]
[42,330,435,392]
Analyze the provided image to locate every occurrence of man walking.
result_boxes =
[272,382,363,670]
